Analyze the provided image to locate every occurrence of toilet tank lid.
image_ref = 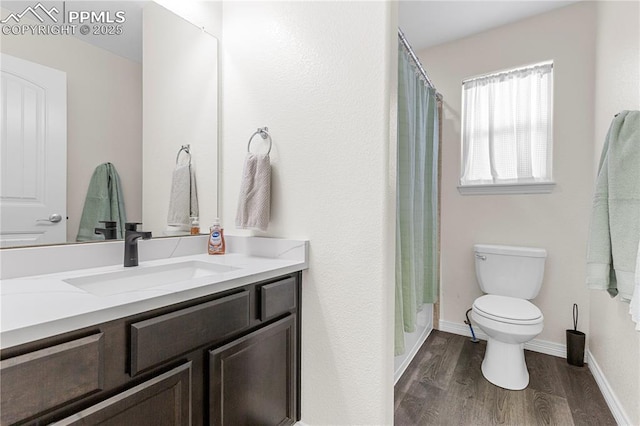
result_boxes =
[474,244,547,258]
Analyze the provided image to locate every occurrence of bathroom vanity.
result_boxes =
[0,236,307,426]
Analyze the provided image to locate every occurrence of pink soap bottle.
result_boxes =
[208,218,225,255]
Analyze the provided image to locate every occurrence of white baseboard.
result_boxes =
[438,319,487,340]
[586,350,632,426]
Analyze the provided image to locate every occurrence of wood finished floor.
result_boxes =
[395,331,616,426]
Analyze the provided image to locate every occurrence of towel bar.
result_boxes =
[247,127,272,155]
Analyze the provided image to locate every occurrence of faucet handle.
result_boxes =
[99,221,117,229]
[125,222,142,231]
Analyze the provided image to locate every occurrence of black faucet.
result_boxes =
[95,221,118,240]
[124,222,152,267]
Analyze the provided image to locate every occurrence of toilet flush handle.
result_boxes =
[475,254,487,261]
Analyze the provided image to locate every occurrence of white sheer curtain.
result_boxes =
[461,62,553,186]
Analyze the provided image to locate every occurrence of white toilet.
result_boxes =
[471,244,546,390]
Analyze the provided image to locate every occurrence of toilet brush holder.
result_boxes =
[566,303,585,367]
[566,330,585,366]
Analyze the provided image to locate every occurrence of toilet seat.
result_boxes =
[473,295,543,325]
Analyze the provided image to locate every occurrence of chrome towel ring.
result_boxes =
[176,144,191,165]
[247,127,272,155]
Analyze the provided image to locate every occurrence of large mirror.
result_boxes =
[0,1,218,248]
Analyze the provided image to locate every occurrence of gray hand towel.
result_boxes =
[235,153,271,231]
[167,163,199,229]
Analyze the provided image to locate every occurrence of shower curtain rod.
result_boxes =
[398,28,443,101]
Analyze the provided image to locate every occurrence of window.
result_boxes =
[459,61,555,195]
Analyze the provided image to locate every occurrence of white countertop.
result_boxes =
[0,237,308,350]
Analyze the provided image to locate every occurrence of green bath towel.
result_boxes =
[76,163,127,241]
[587,111,640,300]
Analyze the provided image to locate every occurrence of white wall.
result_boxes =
[1,8,142,242]
[220,2,395,424]
[590,2,640,424]
[420,2,596,346]
[154,0,223,40]
[142,2,219,236]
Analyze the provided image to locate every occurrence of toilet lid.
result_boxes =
[473,295,543,324]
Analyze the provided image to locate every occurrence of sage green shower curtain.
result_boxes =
[395,42,440,356]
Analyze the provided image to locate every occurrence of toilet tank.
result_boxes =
[474,244,547,299]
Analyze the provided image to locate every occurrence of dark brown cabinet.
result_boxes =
[0,272,301,426]
[54,362,192,426]
[130,291,251,375]
[209,315,297,426]
[0,333,104,425]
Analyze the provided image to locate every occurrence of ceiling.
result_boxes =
[2,1,580,62]
[399,0,581,51]
[1,1,145,62]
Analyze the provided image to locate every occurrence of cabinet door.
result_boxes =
[53,362,191,426]
[209,315,296,426]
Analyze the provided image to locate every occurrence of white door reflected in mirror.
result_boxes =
[0,53,67,247]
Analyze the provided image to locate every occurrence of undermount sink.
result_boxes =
[64,261,239,297]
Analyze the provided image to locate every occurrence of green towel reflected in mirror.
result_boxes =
[76,163,127,241]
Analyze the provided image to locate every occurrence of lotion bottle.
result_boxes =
[208,218,225,255]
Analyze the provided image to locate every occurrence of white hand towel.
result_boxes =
[167,163,199,229]
[235,153,271,231]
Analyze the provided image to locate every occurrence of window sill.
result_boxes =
[457,181,556,195]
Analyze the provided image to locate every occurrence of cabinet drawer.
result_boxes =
[0,333,104,425]
[260,277,297,321]
[131,291,250,375]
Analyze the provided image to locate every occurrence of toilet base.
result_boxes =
[481,338,529,390]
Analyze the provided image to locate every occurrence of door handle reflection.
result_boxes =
[37,213,63,223]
